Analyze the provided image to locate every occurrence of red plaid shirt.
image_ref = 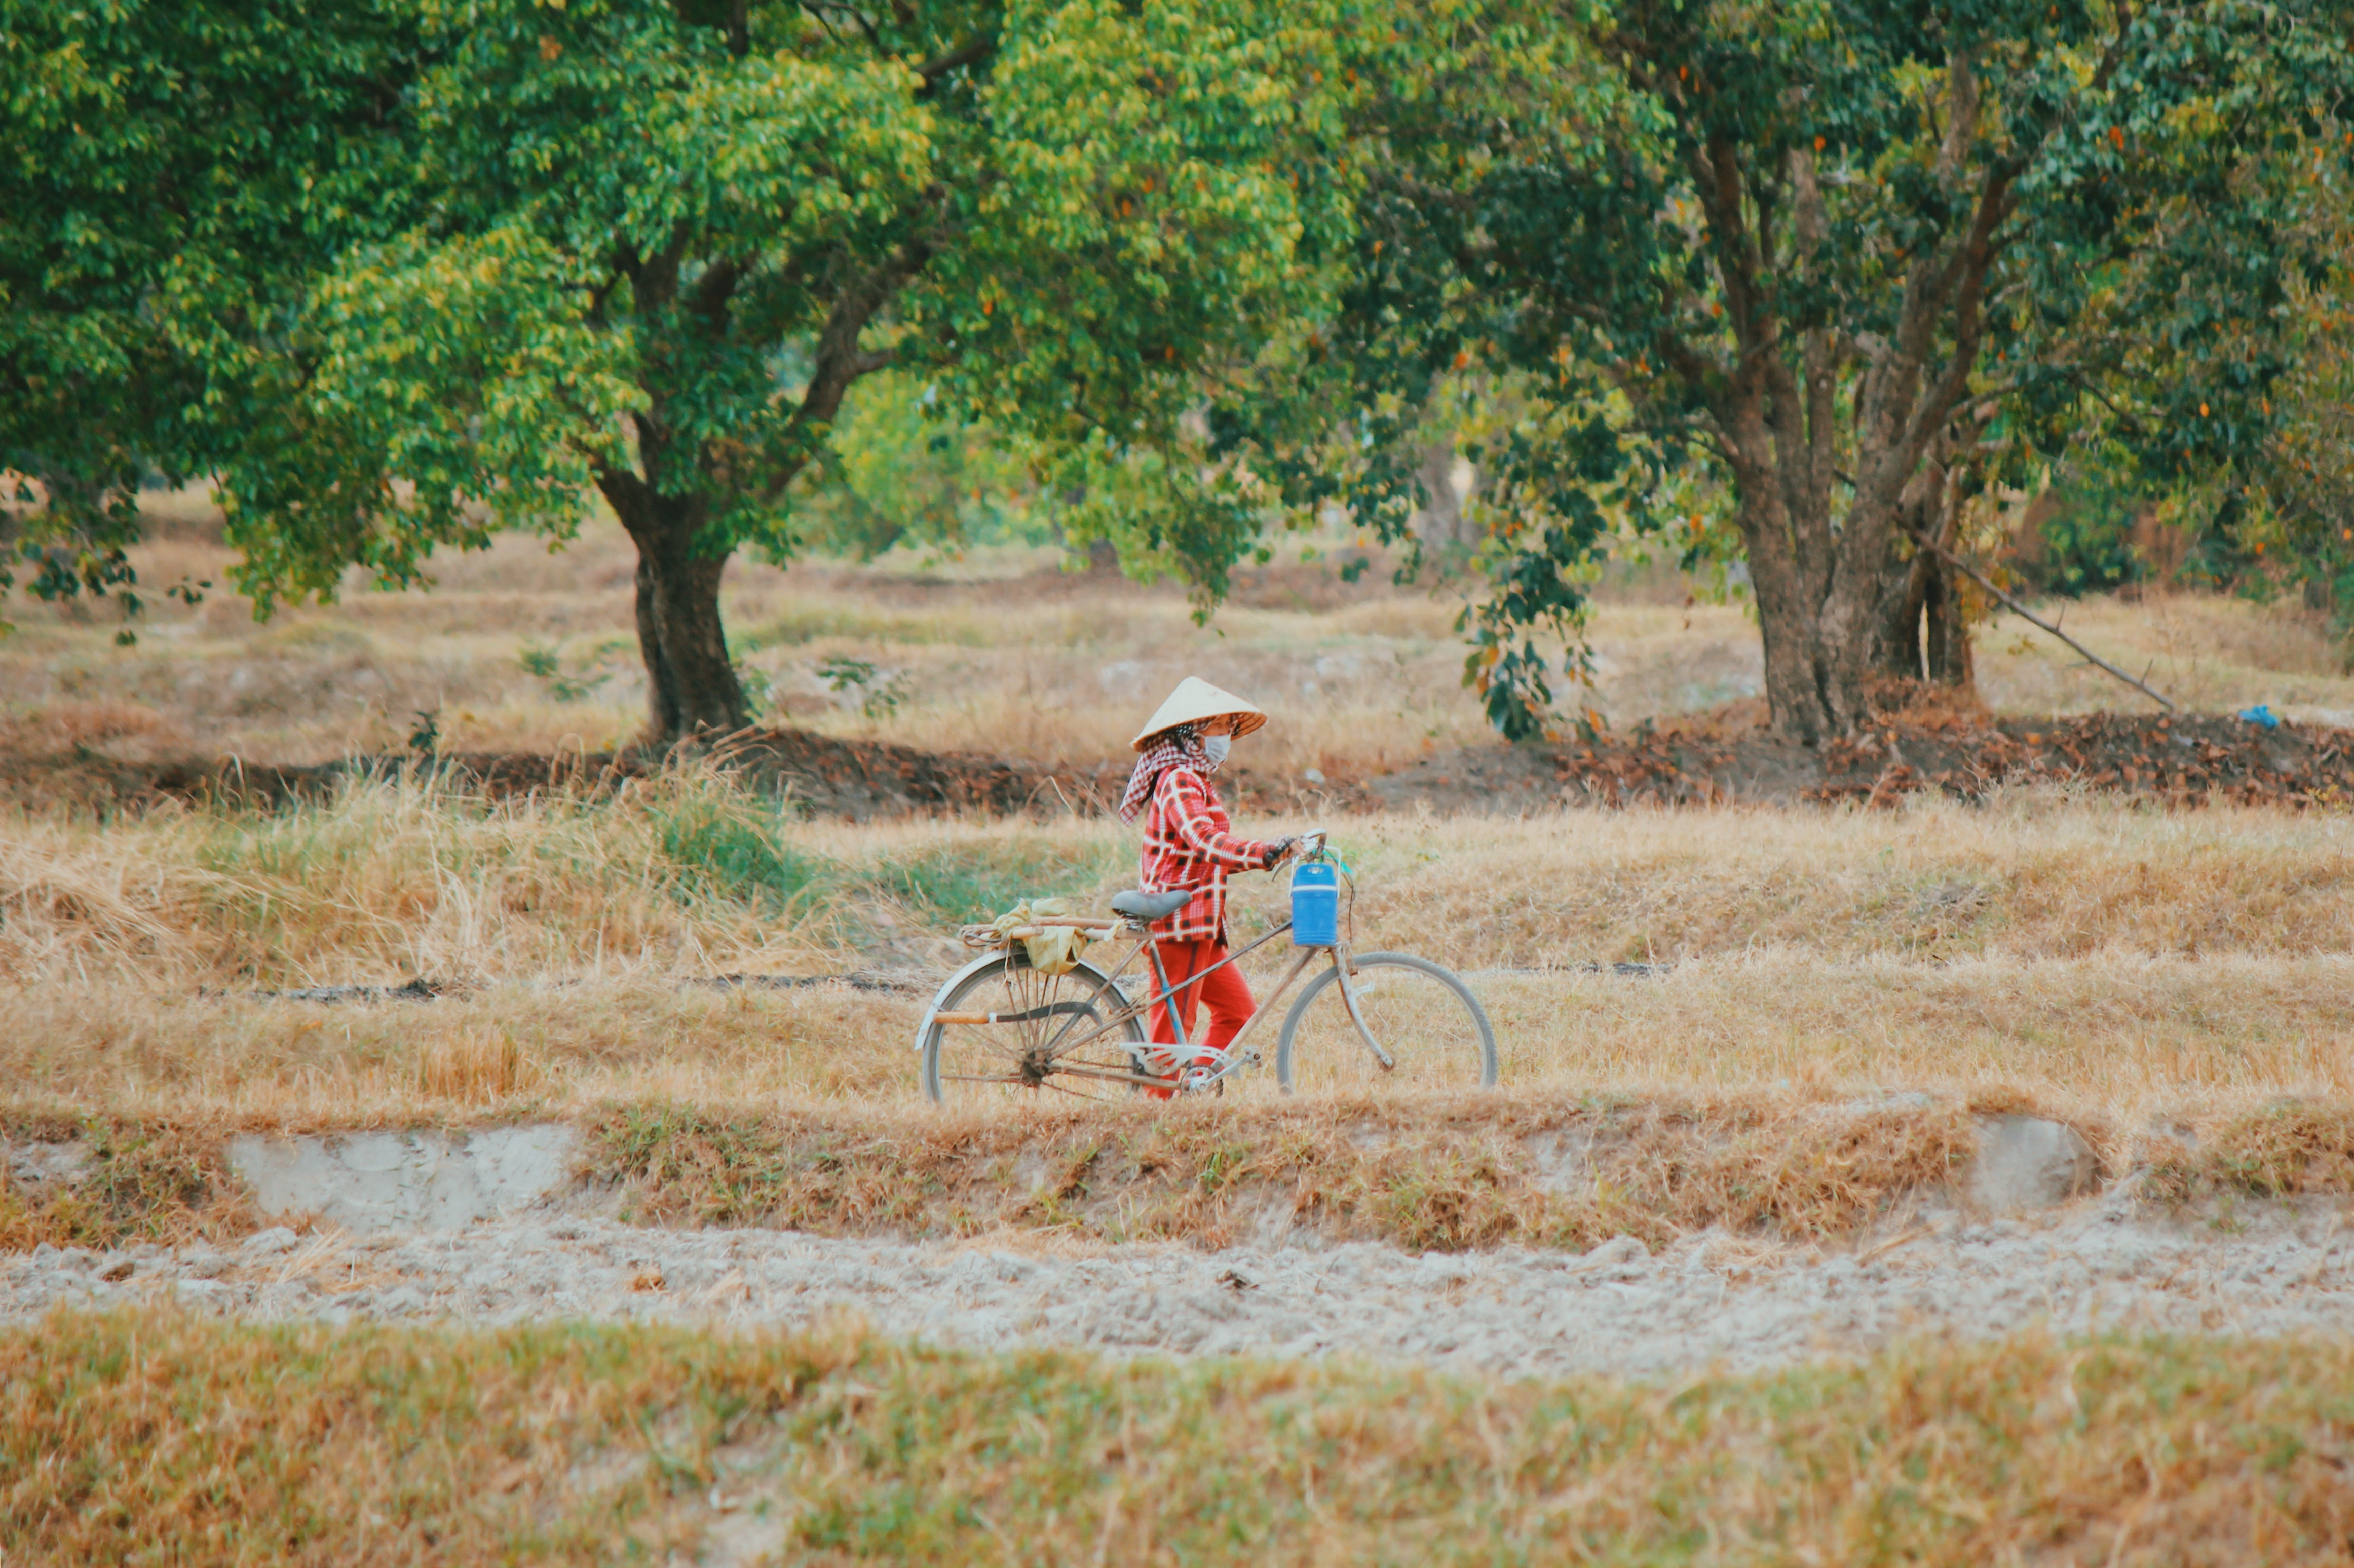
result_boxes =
[1137,764,1272,943]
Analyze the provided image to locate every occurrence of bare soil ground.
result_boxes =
[12,1198,2349,1380]
[9,1094,2350,1383]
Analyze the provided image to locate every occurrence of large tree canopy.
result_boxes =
[1278,0,2351,741]
[200,0,1350,740]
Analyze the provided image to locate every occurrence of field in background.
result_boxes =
[5,489,2353,776]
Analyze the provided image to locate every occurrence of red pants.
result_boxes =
[1144,938,1255,1092]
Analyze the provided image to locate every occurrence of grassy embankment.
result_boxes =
[8,1311,2354,1565]
[7,773,2354,1250]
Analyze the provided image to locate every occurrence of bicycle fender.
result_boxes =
[911,952,1134,1053]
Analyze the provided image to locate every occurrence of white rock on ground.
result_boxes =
[1970,1115,2099,1211]
[226,1126,580,1233]
[9,1196,2352,1378]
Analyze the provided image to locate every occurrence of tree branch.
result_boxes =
[914,32,997,87]
[758,241,933,505]
[1897,166,2017,457]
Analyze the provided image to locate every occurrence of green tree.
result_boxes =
[1,0,414,627]
[1283,0,2350,741]
[2238,140,2354,628]
[208,0,1349,741]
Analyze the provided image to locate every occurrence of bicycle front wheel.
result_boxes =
[921,952,1147,1105]
[1275,951,1497,1094]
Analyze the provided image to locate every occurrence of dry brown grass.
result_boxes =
[3,702,2350,1255]
[12,779,2354,981]
[412,1025,542,1103]
[1340,797,2354,962]
[2142,1100,2354,1205]
[1975,589,2354,721]
[592,1092,1976,1253]
[9,1310,2354,1564]
[1,522,1503,772]
[0,1116,254,1252]
[9,952,2353,1136]
[0,770,835,985]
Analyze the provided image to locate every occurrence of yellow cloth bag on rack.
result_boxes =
[989,898,1090,976]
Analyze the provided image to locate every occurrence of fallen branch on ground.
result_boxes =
[1906,529,2176,711]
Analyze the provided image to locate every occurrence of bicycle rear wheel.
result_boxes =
[921,952,1147,1105]
[1275,951,1497,1094]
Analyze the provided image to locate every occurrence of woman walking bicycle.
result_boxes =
[1118,678,1297,1095]
[913,682,1497,1103]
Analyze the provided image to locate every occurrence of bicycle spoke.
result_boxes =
[955,1034,1032,1063]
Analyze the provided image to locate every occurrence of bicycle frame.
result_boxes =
[928,912,1391,1093]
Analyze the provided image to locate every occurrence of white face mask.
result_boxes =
[1200,733,1232,766]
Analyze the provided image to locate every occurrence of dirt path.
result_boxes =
[14,1193,2351,1376]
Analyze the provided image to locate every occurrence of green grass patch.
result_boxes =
[648,806,1122,930]
[649,792,829,914]
[861,836,1124,924]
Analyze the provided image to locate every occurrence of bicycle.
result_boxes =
[915,832,1497,1102]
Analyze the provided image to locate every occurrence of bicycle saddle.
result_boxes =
[1109,888,1192,921]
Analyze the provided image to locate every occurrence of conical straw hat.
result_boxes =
[1130,677,1267,751]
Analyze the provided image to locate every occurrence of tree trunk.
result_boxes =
[1861,480,1977,690]
[1736,496,1838,745]
[1733,468,1978,737]
[1922,554,1974,686]
[1869,549,1932,683]
[1412,440,1478,555]
[1862,549,1976,687]
[1668,60,2005,742]
[600,475,749,742]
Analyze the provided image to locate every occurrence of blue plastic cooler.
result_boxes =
[1290,860,1339,946]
